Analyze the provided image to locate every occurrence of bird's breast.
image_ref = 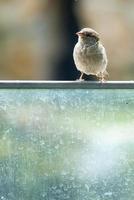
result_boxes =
[76,45,103,65]
[73,43,107,75]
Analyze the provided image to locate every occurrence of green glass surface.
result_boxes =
[0,89,134,200]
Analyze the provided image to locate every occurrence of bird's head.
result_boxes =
[76,28,100,46]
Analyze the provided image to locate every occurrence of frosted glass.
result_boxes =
[0,89,134,200]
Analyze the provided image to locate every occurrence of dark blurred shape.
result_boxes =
[54,0,97,81]
[53,0,79,80]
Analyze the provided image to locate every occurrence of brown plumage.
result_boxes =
[73,28,108,81]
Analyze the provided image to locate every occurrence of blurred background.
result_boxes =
[0,0,134,80]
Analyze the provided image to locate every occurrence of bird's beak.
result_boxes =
[76,32,84,37]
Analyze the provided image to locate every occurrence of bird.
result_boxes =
[73,28,108,81]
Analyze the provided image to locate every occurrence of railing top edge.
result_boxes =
[0,81,134,89]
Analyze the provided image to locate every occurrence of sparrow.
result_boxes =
[73,28,108,81]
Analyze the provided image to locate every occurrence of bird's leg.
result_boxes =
[104,70,109,79]
[99,70,109,82]
[98,72,105,83]
[79,72,84,80]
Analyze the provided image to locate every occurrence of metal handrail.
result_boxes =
[0,81,134,89]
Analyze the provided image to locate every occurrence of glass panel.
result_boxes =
[0,89,134,200]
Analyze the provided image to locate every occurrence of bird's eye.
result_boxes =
[85,33,91,37]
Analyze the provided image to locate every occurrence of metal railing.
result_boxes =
[0,81,134,89]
